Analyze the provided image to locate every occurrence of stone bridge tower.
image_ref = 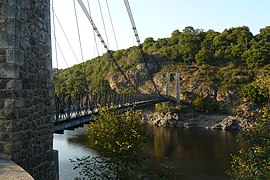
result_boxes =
[0,0,58,179]
[166,72,180,102]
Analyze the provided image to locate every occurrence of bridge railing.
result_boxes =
[54,92,162,123]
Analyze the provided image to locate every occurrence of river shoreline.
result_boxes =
[142,110,252,130]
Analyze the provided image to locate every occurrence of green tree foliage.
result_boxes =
[192,96,221,114]
[242,83,269,104]
[195,30,219,64]
[242,73,270,103]
[71,109,146,179]
[178,26,205,63]
[242,41,270,68]
[54,25,270,99]
[228,106,270,179]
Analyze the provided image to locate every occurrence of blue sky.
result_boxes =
[51,0,270,68]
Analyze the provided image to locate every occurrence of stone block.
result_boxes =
[0,34,15,48]
[6,48,23,65]
[7,79,22,90]
[0,120,12,131]
[0,4,17,19]
[0,132,12,142]
[0,19,7,32]
[4,98,15,109]
[15,98,24,108]
[0,63,19,78]
[3,143,13,154]
[3,108,17,120]
[0,79,9,90]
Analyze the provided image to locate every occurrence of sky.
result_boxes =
[51,0,270,69]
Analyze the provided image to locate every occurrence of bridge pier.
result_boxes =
[0,1,58,179]
[166,72,180,102]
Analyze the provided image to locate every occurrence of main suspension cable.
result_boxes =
[77,0,140,94]
[124,0,162,96]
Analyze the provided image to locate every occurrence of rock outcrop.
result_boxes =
[143,110,249,130]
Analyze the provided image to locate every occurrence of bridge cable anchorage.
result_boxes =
[77,0,141,94]
[53,11,80,64]
[124,0,164,98]
[97,0,110,50]
[87,0,100,57]
[105,0,119,49]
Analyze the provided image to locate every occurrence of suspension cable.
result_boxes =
[105,0,119,49]
[123,0,141,45]
[97,0,110,49]
[77,0,140,94]
[124,0,162,96]
[53,11,80,64]
[56,40,70,68]
[87,0,100,57]
[51,0,59,69]
[73,0,84,63]
[73,0,88,93]
[51,0,62,96]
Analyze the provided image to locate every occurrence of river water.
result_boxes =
[53,125,244,179]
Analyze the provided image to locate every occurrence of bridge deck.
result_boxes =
[53,98,168,132]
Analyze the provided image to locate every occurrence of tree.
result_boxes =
[228,106,270,179]
[213,26,253,65]
[71,109,146,179]
[242,41,270,68]
[195,30,219,65]
[143,37,155,52]
[178,26,205,63]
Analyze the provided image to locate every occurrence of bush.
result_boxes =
[192,96,221,113]
[71,109,146,179]
[242,83,269,103]
[155,102,183,112]
[228,106,270,179]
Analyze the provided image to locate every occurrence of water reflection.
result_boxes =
[53,126,97,180]
[54,125,245,179]
[144,126,245,178]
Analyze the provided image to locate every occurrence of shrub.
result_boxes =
[228,106,270,179]
[242,83,269,103]
[71,109,146,179]
[192,96,221,113]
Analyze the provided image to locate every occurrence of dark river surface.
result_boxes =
[53,125,245,180]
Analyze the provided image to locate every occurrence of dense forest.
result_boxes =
[54,25,270,110]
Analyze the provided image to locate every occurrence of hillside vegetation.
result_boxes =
[54,26,270,113]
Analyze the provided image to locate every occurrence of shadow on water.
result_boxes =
[54,125,245,179]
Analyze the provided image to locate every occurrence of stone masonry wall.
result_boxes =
[0,0,58,179]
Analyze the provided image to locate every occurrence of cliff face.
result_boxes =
[107,60,241,113]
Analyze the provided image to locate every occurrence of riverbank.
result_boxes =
[142,110,252,130]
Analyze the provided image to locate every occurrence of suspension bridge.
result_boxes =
[0,0,179,179]
[51,0,179,132]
